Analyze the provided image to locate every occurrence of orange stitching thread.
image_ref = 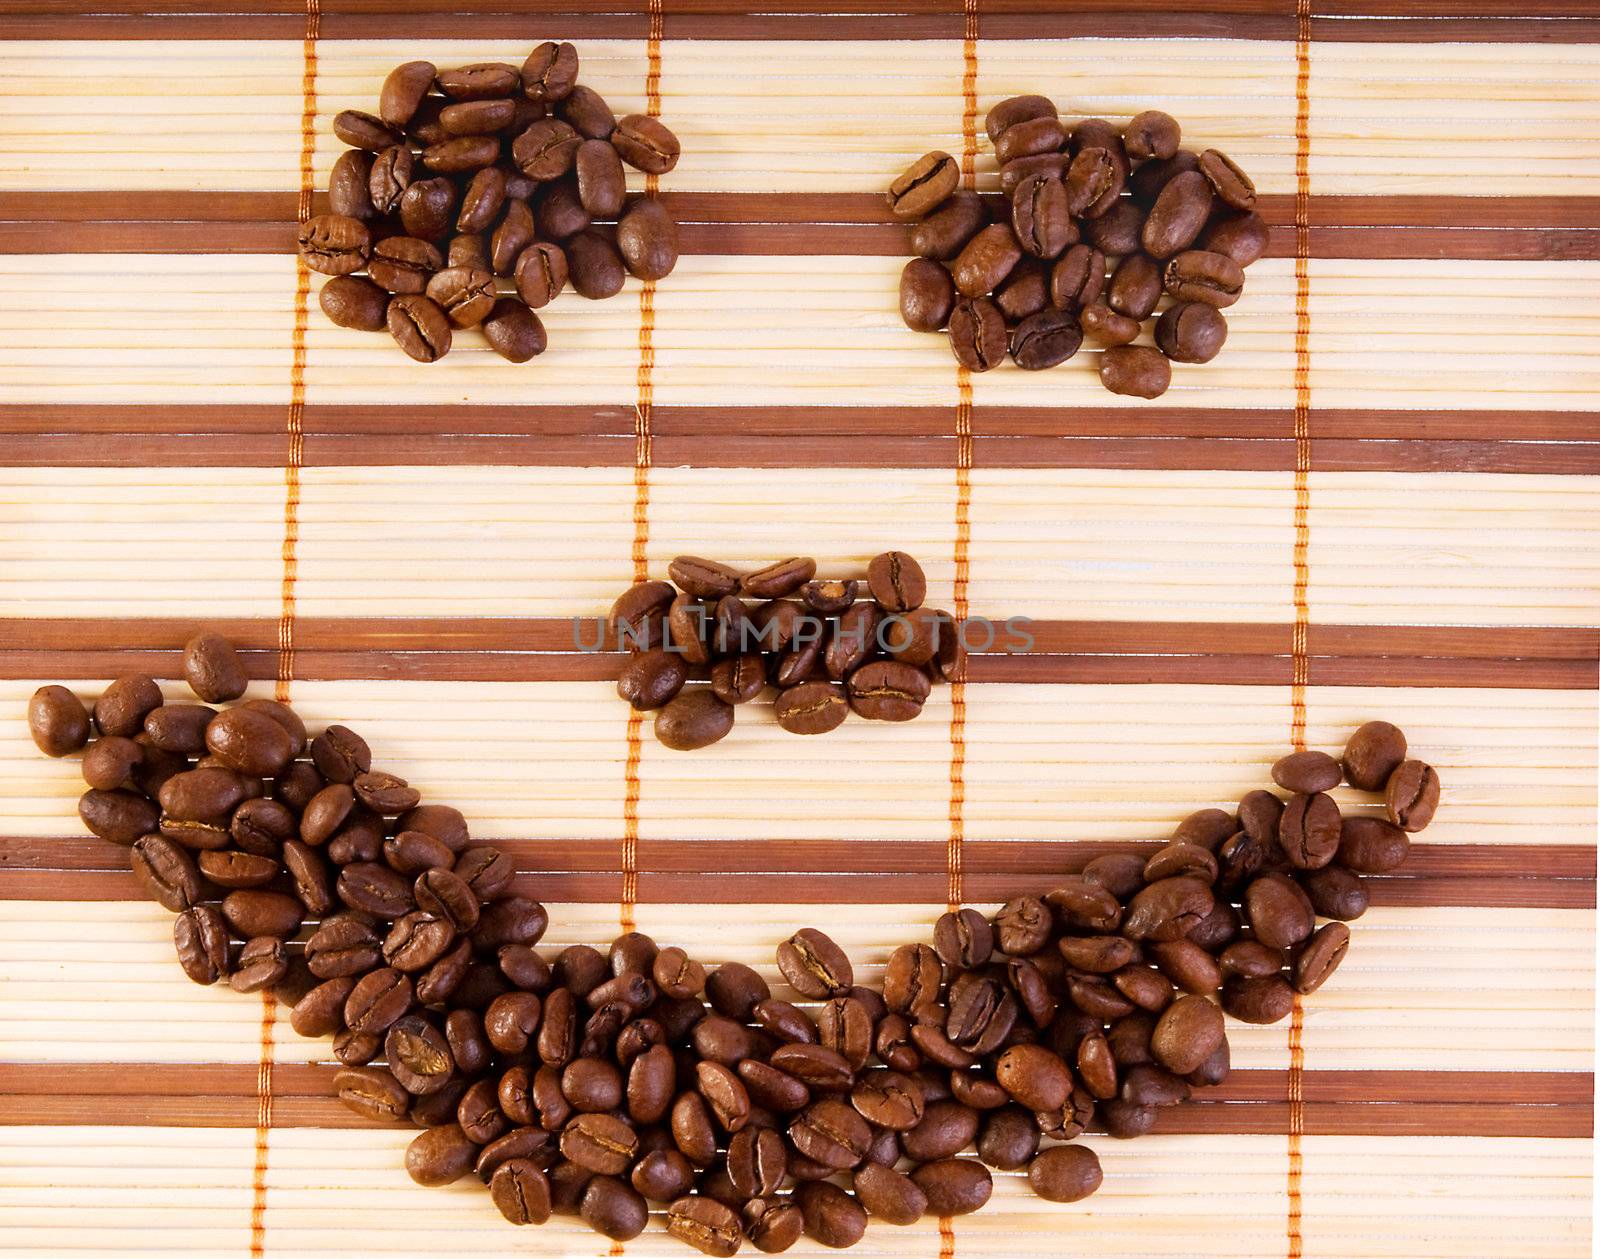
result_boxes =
[249,990,277,1259]
[1289,2,1312,1256]
[939,1213,957,1259]
[623,0,665,934]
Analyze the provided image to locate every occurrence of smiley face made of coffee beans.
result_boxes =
[27,622,1439,1253]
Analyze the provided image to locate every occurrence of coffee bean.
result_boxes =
[666,1195,743,1257]
[79,736,140,791]
[424,266,495,328]
[901,1098,979,1161]
[1108,252,1164,320]
[770,680,846,736]
[1028,1144,1103,1202]
[1065,146,1122,218]
[333,108,401,151]
[1337,815,1410,874]
[1302,864,1370,921]
[995,114,1066,165]
[205,707,294,777]
[401,176,457,240]
[345,966,414,1036]
[298,213,371,275]
[1141,169,1213,259]
[1012,173,1072,259]
[1165,249,1244,308]
[796,1180,867,1249]
[1201,209,1270,266]
[1082,197,1144,255]
[913,1158,992,1216]
[1099,344,1171,398]
[1123,875,1214,941]
[567,229,627,299]
[1244,872,1315,950]
[987,95,1058,142]
[1011,307,1083,369]
[1279,792,1342,869]
[405,1123,478,1189]
[29,685,90,757]
[1198,147,1256,209]
[1155,301,1227,362]
[911,189,987,260]
[387,294,453,362]
[655,689,735,751]
[173,905,231,985]
[1124,109,1181,161]
[131,834,205,912]
[775,926,852,999]
[1222,974,1296,1024]
[367,144,414,214]
[1080,301,1142,346]
[1294,921,1351,995]
[1386,759,1440,831]
[612,114,680,174]
[329,148,376,219]
[489,198,535,273]
[79,788,158,845]
[615,197,679,280]
[421,135,500,173]
[1082,851,1146,900]
[993,1043,1071,1111]
[95,674,164,738]
[888,150,959,219]
[1045,878,1123,932]
[485,1158,551,1226]
[900,257,956,332]
[952,222,1022,297]
[318,275,389,331]
[476,298,544,362]
[1050,243,1106,310]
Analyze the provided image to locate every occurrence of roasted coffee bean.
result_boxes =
[1081,196,1144,256]
[1049,244,1105,310]
[1080,301,1142,346]
[421,135,500,173]
[1338,815,1410,874]
[78,735,140,791]
[913,1158,993,1217]
[1244,872,1316,950]
[306,916,383,979]
[617,647,688,712]
[318,275,389,331]
[1028,1145,1102,1202]
[329,148,376,219]
[1150,940,1222,995]
[405,1123,477,1188]
[987,94,1058,141]
[1065,146,1122,218]
[369,234,443,293]
[1198,147,1255,209]
[336,1066,411,1124]
[384,910,456,972]
[1294,921,1351,994]
[473,897,549,953]
[724,1125,787,1198]
[852,1161,926,1225]
[385,828,454,875]
[1387,760,1440,831]
[204,707,293,777]
[179,632,247,703]
[489,1159,552,1226]
[1112,965,1174,1013]
[1223,974,1296,1024]
[1155,301,1227,363]
[666,1195,743,1257]
[995,259,1052,322]
[479,1127,553,1184]
[695,1059,752,1133]
[816,996,873,1070]
[1100,1098,1158,1138]
[994,1043,1071,1111]
[1165,249,1244,308]
[1083,851,1147,900]
[1012,173,1072,259]
[143,703,214,755]
[612,114,680,174]
[129,834,204,912]
[900,257,956,332]
[795,1180,867,1249]
[308,724,368,784]
[867,550,927,613]
[628,1149,693,1203]
[1124,109,1181,161]
[354,770,421,816]
[513,240,568,309]
[777,927,853,998]
[1144,842,1217,884]
[617,197,680,280]
[489,197,536,273]
[1108,252,1164,320]
[77,789,157,847]
[1010,307,1083,369]
[901,1098,979,1162]
[173,905,231,985]
[453,166,506,233]
[290,976,356,1038]
[952,223,1022,297]
[889,150,959,219]
[435,62,521,101]
[570,138,625,217]
[1123,875,1214,941]
[560,82,616,139]
[883,942,943,1020]
[345,967,414,1036]
[1099,344,1171,399]
[333,108,401,151]
[655,689,735,750]
[911,189,988,260]
[789,1098,871,1169]
[560,1113,639,1176]
[1219,939,1286,979]
[1343,720,1408,791]
[401,173,456,239]
[933,907,993,970]
[1057,934,1137,975]
[1130,148,1200,205]
[1150,994,1225,1075]
[994,895,1053,956]
[386,1014,455,1095]
[1141,169,1213,259]
[567,229,626,299]
[95,674,164,738]
[1200,208,1270,267]
[480,298,547,362]
[770,1044,853,1092]
[995,115,1066,165]
[1045,878,1122,932]
[1302,865,1370,921]
[299,213,375,276]
[1280,791,1342,869]
[971,1104,1036,1170]
[388,294,453,362]
[425,266,495,327]
[440,97,515,136]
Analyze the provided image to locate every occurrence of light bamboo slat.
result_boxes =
[1,465,1596,623]
[0,901,1591,1073]
[2,255,1597,410]
[0,1125,1589,1258]
[1,680,1593,846]
[2,40,1598,195]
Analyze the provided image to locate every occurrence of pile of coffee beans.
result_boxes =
[891,98,1266,398]
[610,552,963,751]
[299,42,682,363]
[29,633,1439,1254]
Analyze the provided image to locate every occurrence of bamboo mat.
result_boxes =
[0,3,1596,1258]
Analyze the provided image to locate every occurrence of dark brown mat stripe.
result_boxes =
[5,2,1597,41]
[3,838,1591,909]
[1,1063,1587,1136]
[4,193,1597,262]
[2,619,1595,688]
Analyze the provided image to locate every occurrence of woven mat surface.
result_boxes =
[0,3,1596,1257]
